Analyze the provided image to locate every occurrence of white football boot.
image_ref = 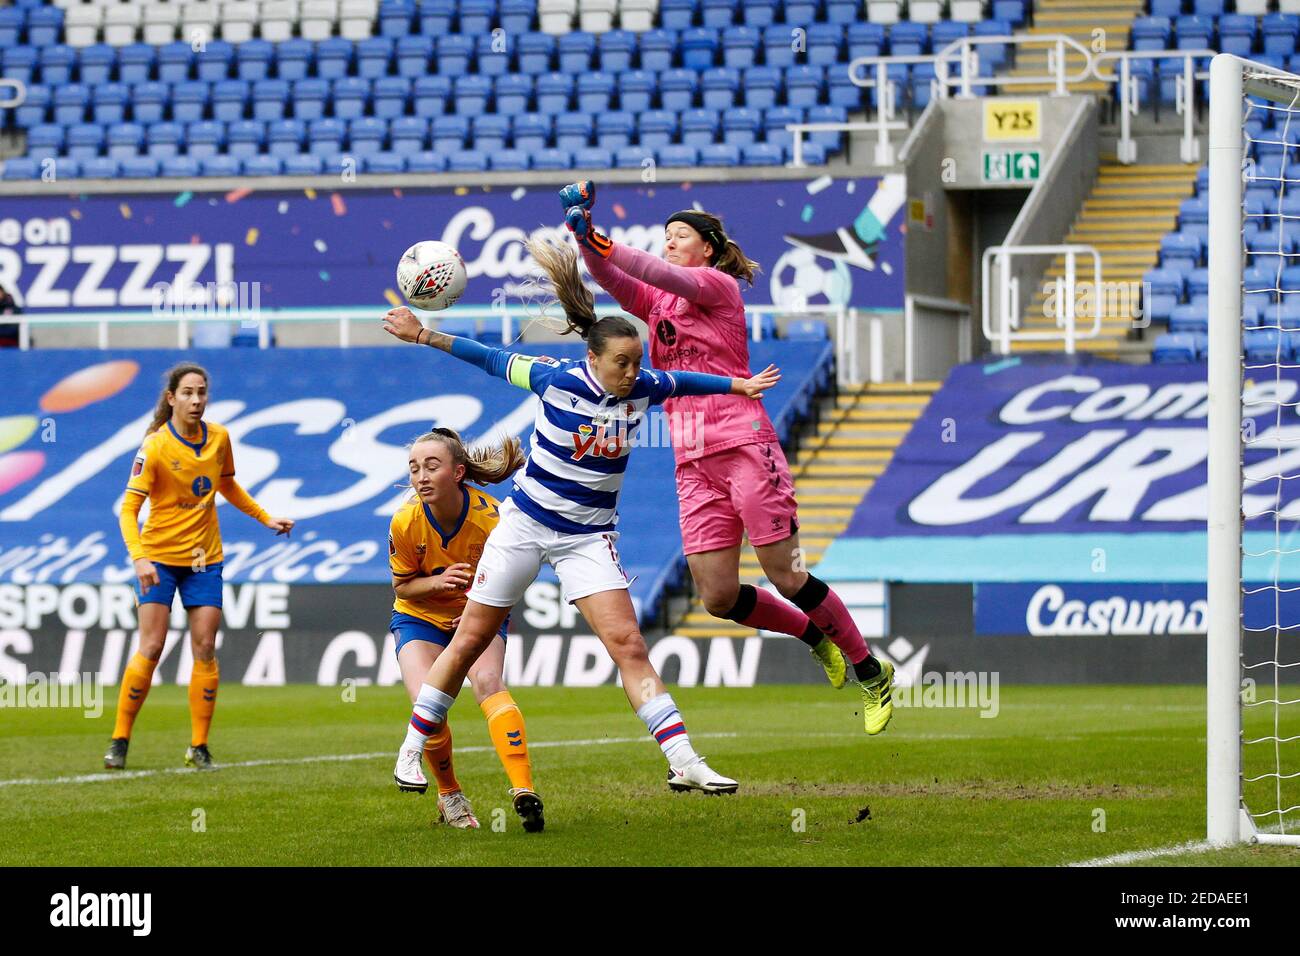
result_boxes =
[667,756,739,795]
[437,790,480,829]
[394,747,429,794]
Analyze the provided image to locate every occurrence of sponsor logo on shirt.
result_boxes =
[571,424,625,461]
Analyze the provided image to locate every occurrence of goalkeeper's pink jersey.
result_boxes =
[581,243,778,464]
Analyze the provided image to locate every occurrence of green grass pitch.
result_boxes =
[1,684,1296,867]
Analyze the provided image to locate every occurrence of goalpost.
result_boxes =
[1208,53,1300,846]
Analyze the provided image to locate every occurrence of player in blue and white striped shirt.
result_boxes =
[382,239,779,828]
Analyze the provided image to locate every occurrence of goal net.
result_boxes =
[1208,53,1300,846]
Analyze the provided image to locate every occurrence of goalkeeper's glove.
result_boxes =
[558,180,597,212]
[565,206,613,258]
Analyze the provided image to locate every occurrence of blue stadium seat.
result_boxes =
[702,0,738,27]
[161,156,201,177]
[721,25,760,69]
[1,157,39,181]
[661,0,695,31]
[1180,195,1210,226]
[460,0,494,34]
[418,0,454,33]
[145,122,183,158]
[577,71,616,113]
[791,141,826,165]
[390,116,428,153]
[991,0,1027,26]
[395,35,432,77]
[267,119,307,157]
[971,19,1011,68]
[472,113,510,151]
[556,111,594,150]
[763,25,797,69]
[1193,0,1226,13]
[253,79,291,122]
[26,6,63,46]
[106,122,144,158]
[372,76,410,119]
[1246,329,1287,363]
[681,27,719,71]
[660,68,698,111]
[448,149,489,172]
[681,108,719,146]
[1264,14,1300,57]
[40,45,75,86]
[1152,332,1198,363]
[1175,15,1215,52]
[471,33,508,76]
[598,30,636,71]
[357,37,394,79]
[196,41,234,82]
[227,119,265,158]
[0,8,21,48]
[558,32,596,73]
[500,0,535,34]
[615,145,656,169]
[785,319,829,341]
[722,106,761,146]
[66,122,104,159]
[432,115,469,153]
[309,118,345,155]
[807,23,845,67]
[275,38,313,81]
[1160,232,1201,271]
[786,65,825,108]
[764,105,803,150]
[364,152,405,174]
[617,70,655,112]
[890,21,930,57]
[659,144,698,167]
[282,153,325,175]
[783,0,817,26]
[212,80,250,123]
[536,73,572,113]
[1169,302,1209,335]
[1143,267,1186,324]
[639,30,677,72]
[79,45,116,85]
[26,123,63,156]
[700,66,740,109]
[1217,14,1256,57]
[848,22,885,60]
[171,81,209,124]
[79,156,120,180]
[290,78,328,121]
[490,148,530,171]
[404,150,449,172]
[743,142,784,166]
[930,21,969,56]
[517,32,555,74]
[1131,17,1171,52]
[244,155,284,175]
[2,46,37,86]
[532,147,573,170]
[120,155,160,179]
[699,142,740,166]
[512,112,552,151]
[638,109,677,148]
[186,121,226,159]
[53,84,90,125]
[1149,0,1180,13]
[379,0,416,38]
[596,111,635,149]
[316,37,354,80]
[158,42,193,83]
[201,155,241,177]
[572,146,613,169]
[495,73,533,115]
[742,0,777,28]
[235,39,274,81]
[92,83,129,125]
[453,74,491,115]
[333,77,371,121]
[413,75,451,117]
[743,66,781,109]
[350,117,387,155]
[14,84,49,127]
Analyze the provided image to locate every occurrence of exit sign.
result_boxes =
[982,149,1040,183]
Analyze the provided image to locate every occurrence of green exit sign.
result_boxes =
[982,149,1041,183]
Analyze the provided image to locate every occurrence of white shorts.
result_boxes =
[468,497,630,608]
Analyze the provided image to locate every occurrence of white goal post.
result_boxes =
[1207,52,1300,847]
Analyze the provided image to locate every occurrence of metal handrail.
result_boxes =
[981,244,1103,355]
[932,34,1096,98]
[1092,48,1216,163]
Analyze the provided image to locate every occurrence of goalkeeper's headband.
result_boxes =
[666,211,727,262]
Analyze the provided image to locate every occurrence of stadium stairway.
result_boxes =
[1011,160,1198,358]
[1001,0,1142,94]
[672,380,940,639]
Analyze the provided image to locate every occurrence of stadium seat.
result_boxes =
[576,71,616,113]
[413,75,451,117]
[92,84,129,126]
[379,0,416,37]
[1152,332,1199,363]
[358,37,394,79]
[26,123,63,157]
[890,21,931,57]
[681,28,719,71]
[558,32,596,73]
[196,41,235,82]
[847,21,886,59]
[556,111,594,150]
[701,67,740,110]
[1169,303,1209,335]
[161,155,201,177]
[316,38,354,81]
[472,113,510,152]
[661,0,695,30]
[106,123,145,159]
[62,4,101,49]
[1160,232,1202,271]
[513,113,553,152]
[722,26,761,69]
[763,25,798,69]
[532,147,573,170]
[1246,329,1287,364]
[459,0,495,34]
[283,153,325,175]
[340,0,380,40]
[80,156,120,179]
[764,106,804,151]
[432,115,470,153]
[681,108,720,147]
[490,149,530,171]
[807,23,846,67]
[395,35,432,78]
[598,30,636,72]
[39,46,75,87]
[742,0,777,28]
[120,155,161,179]
[518,32,555,74]
[536,74,573,113]
[2,46,37,87]
[448,149,489,172]
[309,118,346,156]
[333,77,371,121]
[14,85,50,127]
[1218,14,1257,57]
[350,117,387,155]
[226,120,266,158]
[201,155,241,177]
[501,0,537,32]
[744,67,781,110]
[615,145,656,169]
[389,116,429,153]
[404,150,448,172]
[639,30,677,72]
[699,142,741,166]
[267,119,307,157]
[617,70,656,113]
[596,111,635,150]
[787,65,826,108]
[572,145,613,168]
[275,39,313,81]
[145,122,183,159]
[1,157,39,181]
[659,144,698,167]
[372,77,410,119]
[639,110,677,149]
[1143,268,1186,324]
[1263,14,1300,57]
[722,107,761,146]
[743,142,784,166]
[495,74,533,116]
[186,121,226,160]
[287,79,326,121]
[53,84,90,126]
[361,151,404,174]
[66,122,104,160]
[212,81,250,123]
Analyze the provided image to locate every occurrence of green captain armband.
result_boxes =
[506,353,561,391]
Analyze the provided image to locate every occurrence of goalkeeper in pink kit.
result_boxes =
[560,181,894,734]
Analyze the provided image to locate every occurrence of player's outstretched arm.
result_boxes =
[654,364,781,402]
[382,306,516,382]
[218,477,293,535]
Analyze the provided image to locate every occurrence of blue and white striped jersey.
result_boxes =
[447,338,734,535]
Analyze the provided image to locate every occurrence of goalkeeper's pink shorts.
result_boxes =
[675,440,800,556]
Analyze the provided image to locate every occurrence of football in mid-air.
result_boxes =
[396,241,468,311]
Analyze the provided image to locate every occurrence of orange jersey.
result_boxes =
[124,420,235,566]
[390,486,501,631]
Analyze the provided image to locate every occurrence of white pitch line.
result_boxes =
[0,733,740,789]
[1066,840,1217,867]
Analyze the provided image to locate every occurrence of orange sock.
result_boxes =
[424,721,460,795]
[188,658,220,747]
[480,690,533,791]
[112,652,159,740]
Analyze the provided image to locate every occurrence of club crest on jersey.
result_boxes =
[130,456,145,478]
[571,424,625,461]
[191,476,212,497]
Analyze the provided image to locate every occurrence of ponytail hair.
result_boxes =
[145,362,209,440]
[411,427,526,487]
[525,237,640,355]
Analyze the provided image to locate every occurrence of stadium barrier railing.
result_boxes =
[981,243,1102,354]
[1091,48,1216,164]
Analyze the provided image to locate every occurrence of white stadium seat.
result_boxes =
[220,1,260,43]
[909,0,945,23]
[104,5,143,47]
[142,4,181,45]
[579,0,617,34]
[538,0,577,35]
[180,1,220,46]
[867,0,903,25]
[259,0,299,42]
[618,0,656,33]
[63,4,103,47]
[300,0,340,42]
[948,0,986,22]
[338,0,378,41]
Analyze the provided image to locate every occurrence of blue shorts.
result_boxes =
[390,610,508,658]
[135,562,224,609]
